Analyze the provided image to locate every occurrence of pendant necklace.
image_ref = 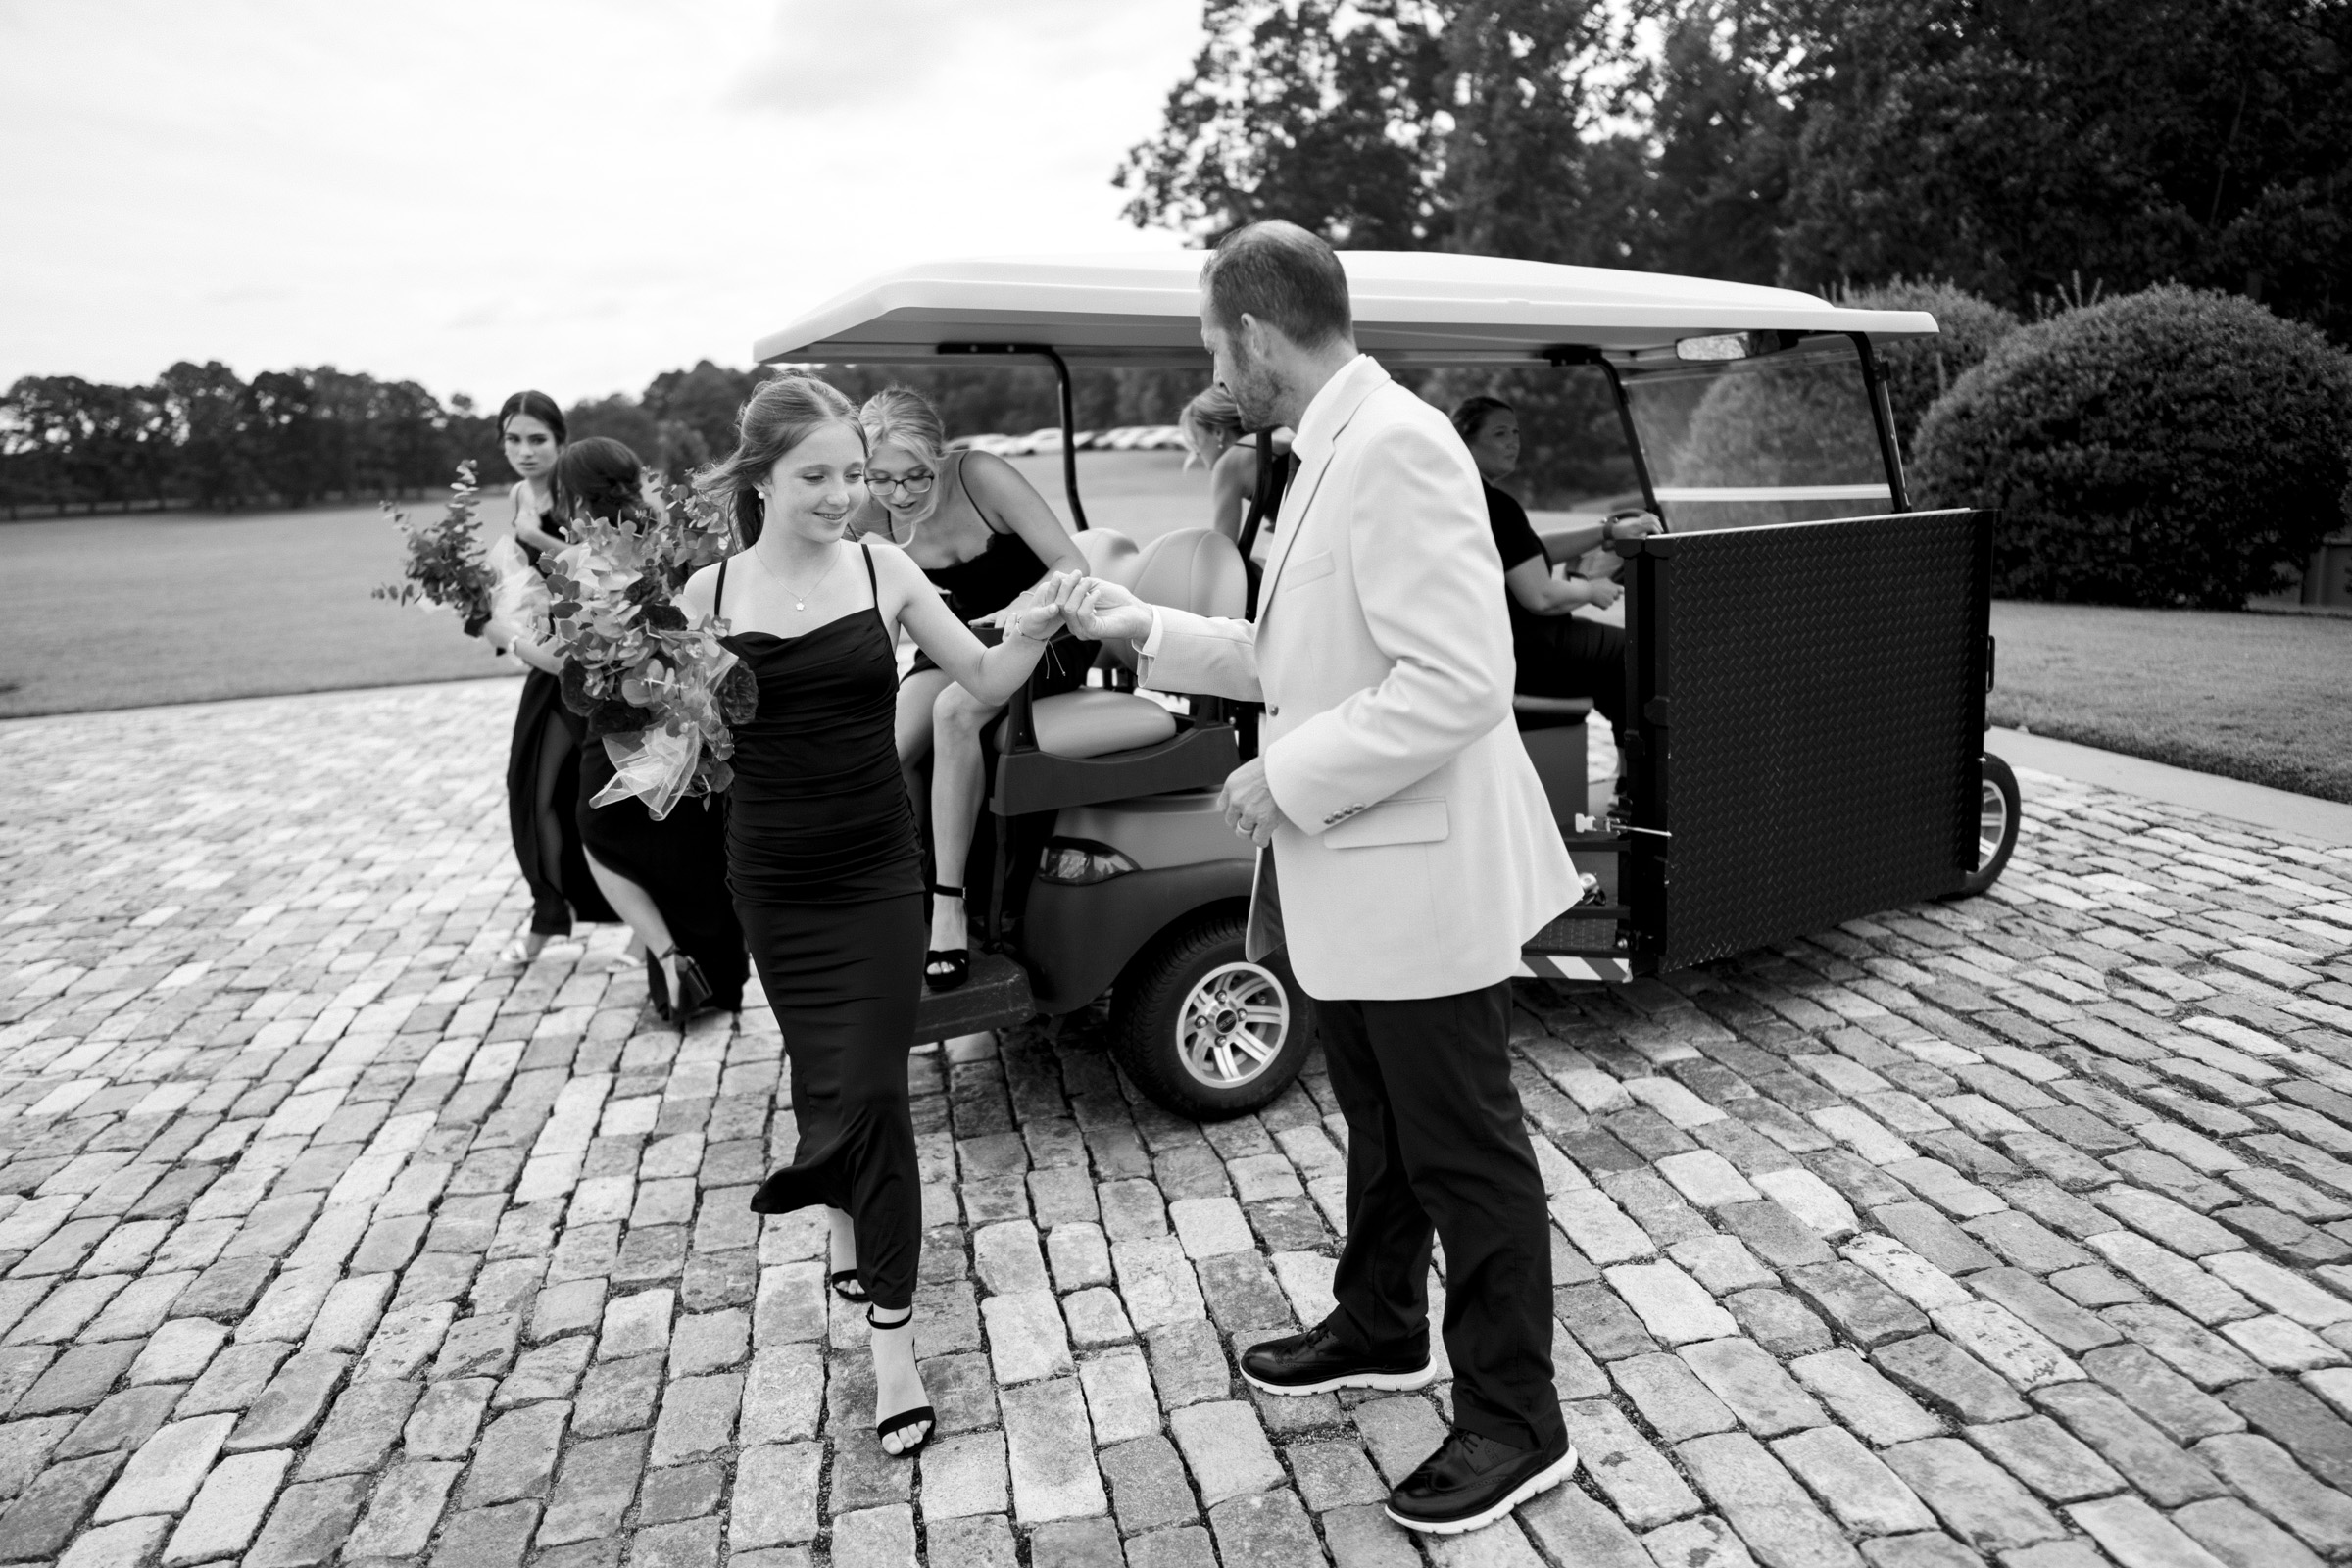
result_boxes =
[760,541,842,612]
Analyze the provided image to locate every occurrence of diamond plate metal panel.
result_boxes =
[1625,510,1992,970]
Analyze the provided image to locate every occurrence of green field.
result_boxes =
[1988,600,2352,804]
[5,465,2344,808]
[0,453,1216,721]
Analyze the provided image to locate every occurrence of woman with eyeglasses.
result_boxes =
[854,388,1088,992]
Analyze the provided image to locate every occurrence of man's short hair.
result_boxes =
[1200,221,1353,349]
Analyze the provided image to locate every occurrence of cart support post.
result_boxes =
[1848,333,1910,513]
[1546,346,1659,521]
[936,340,1090,531]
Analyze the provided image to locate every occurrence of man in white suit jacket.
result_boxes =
[1065,222,1583,1536]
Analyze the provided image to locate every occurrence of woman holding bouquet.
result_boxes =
[549,438,747,1022]
[486,390,614,960]
[852,387,1088,992]
[682,374,1073,1458]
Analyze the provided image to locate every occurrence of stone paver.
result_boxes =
[0,687,2349,1563]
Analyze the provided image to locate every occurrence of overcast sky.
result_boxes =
[0,0,1204,406]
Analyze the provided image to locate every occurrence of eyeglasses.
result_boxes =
[866,471,936,496]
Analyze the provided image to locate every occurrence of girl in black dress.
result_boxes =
[547,438,748,1022]
[483,391,616,961]
[854,388,1088,990]
[680,374,1073,1457]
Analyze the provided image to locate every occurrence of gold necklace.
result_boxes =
[759,541,844,612]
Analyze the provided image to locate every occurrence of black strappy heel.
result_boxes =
[868,1306,935,1455]
[644,950,672,1022]
[924,883,971,992]
[657,945,712,1023]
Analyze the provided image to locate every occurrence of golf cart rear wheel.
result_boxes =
[1109,911,1310,1120]
[1953,752,2021,898]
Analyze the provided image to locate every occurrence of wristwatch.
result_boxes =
[1599,517,1618,544]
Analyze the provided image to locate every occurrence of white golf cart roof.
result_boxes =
[756,249,1940,368]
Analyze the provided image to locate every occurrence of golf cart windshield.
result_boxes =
[1618,334,1892,531]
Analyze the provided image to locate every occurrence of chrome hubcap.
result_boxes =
[1978,778,2008,867]
[1177,961,1289,1089]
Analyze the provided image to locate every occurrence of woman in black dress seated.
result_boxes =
[1451,395,1658,731]
[547,437,747,1022]
[680,375,1073,1457]
[854,388,1089,991]
[483,391,616,961]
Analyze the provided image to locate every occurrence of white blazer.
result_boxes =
[1139,355,1580,1000]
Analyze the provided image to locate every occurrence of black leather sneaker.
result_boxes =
[1385,1429,1579,1535]
[1239,1321,1437,1396]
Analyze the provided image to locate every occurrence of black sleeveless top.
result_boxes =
[919,453,1049,621]
[717,544,923,904]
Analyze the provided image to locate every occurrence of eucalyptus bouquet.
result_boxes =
[373,462,493,635]
[544,486,757,818]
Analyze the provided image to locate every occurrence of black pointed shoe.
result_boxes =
[1386,1429,1579,1535]
[1239,1320,1436,1396]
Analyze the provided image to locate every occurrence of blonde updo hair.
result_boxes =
[859,387,950,469]
[696,373,863,545]
[1180,385,1243,469]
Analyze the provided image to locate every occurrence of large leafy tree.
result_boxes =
[1116,0,1455,246]
[1755,0,2352,334]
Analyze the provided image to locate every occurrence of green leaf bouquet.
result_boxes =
[373,462,494,636]
[544,484,758,819]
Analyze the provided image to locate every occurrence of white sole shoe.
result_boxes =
[1240,1359,1438,1397]
[1385,1444,1580,1536]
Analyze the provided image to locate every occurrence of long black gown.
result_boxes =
[724,544,927,1314]
[574,738,747,1012]
[506,515,616,936]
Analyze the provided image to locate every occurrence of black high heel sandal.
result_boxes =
[830,1269,869,1303]
[868,1306,935,1455]
[658,945,713,1022]
[924,883,971,992]
[644,950,672,1022]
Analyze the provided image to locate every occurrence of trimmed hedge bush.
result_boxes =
[1913,285,2352,609]
[1836,280,2020,461]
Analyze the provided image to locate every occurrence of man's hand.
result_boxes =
[1059,575,1156,643]
[1218,757,1285,847]
[1581,576,1623,610]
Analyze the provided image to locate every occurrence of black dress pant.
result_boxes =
[1512,614,1627,731]
[1317,981,1564,1451]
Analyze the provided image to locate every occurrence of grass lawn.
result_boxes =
[0,497,521,720]
[10,465,2342,809]
[1988,600,2352,803]
[0,453,1224,722]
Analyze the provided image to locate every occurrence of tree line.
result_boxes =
[0,358,1210,519]
[1119,0,2352,343]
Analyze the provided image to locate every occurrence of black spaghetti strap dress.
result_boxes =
[506,505,616,936]
[906,453,1094,695]
[574,738,748,1012]
[725,544,927,1312]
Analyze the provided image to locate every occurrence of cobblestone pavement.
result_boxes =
[4,681,2352,1568]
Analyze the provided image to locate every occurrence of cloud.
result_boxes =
[0,0,1203,401]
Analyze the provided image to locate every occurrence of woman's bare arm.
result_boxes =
[876,544,1064,706]
[1208,446,1257,543]
[1506,557,1618,615]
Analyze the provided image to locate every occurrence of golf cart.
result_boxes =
[754,252,2021,1119]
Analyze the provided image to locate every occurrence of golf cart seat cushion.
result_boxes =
[1031,689,1178,760]
[1513,694,1592,730]
[1075,527,1144,589]
[1135,527,1248,621]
